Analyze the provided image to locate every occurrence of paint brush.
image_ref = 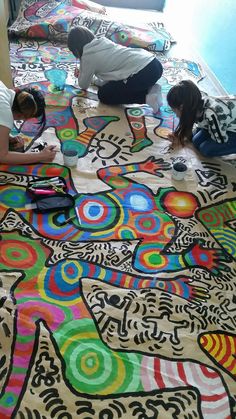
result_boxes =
[58,215,77,226]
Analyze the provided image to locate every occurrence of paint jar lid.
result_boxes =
[173,162,187,172]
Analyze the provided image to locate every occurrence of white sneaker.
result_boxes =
[92,76,105,87]
[146,84,163,113]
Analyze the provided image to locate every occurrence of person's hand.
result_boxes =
[9,135,25,151]
[38,145,57,163]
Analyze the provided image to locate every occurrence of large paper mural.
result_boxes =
[0,1,235,418]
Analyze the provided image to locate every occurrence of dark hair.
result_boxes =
[67,26,95,58]
[13,87,46,134]
[167,80,204,142]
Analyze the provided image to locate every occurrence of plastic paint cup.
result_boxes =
[171,162,188,180]
[63,149,78,167]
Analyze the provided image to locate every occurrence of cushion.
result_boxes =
[70,0,107,15]
[9,0,174,52]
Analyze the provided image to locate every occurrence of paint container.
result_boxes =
[171,162,188,181]
[45,68,67,91]
[63,149,78,167]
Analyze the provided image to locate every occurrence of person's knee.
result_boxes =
[192,130,215,157]
[198,143,215,157]
[192,129,208,146]
[98,87,111,105]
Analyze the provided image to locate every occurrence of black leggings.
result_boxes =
[97,58,163,105]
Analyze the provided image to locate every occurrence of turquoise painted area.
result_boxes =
[165,0,236,93]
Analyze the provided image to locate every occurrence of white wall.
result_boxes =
[164,0,236,93]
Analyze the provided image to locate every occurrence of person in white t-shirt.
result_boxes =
[0,81,56,164]
[67,26,163,113]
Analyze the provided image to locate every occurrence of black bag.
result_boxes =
[26,176,75,213]
[31,193,75,213]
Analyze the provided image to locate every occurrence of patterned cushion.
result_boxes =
[9,0,174,52]
[70,0,107,15]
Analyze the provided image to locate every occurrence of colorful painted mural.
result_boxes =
[0,1,235,418]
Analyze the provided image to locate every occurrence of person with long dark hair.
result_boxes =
[167,79,236,157]
[0,80,56,164]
